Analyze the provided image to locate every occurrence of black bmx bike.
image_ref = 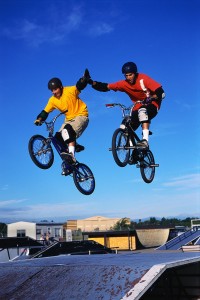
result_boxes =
[106,102,159,183]
[28,111,95,195]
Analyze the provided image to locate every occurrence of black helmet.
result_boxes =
[48,78,63,90]
[122,62,138,74]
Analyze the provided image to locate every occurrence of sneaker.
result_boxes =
[129,157,137,165]
[60,152,76,163]
[136,139,149,148]
[129,151,138,165]
[75,143,85,152]
[61,169,72,176]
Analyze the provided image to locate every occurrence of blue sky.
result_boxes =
[0,0,199,223]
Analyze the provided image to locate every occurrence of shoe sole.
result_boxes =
[61,153,76,163]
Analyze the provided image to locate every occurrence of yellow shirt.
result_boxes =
[44,86,88,121]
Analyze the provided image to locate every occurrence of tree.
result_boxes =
[112,218,131,231]
[149,217,157,225]
[0,223,7,237]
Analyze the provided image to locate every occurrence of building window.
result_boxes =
[17,230,26,237]
[36,229,42,235]
[55,228,61,237]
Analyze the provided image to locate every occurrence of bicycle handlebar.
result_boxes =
[44,110,68,134]
[52,109,68,122]
[45,110,68,125]
[105,103,126,109]
[105,101,144,109]
[105,101,145,118]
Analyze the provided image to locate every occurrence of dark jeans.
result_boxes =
[131,104,158,130]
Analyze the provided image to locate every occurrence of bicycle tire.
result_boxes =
[140,149,155,183]
[73,163,95,195]
[28,135,54,169]
[112,128,130,167]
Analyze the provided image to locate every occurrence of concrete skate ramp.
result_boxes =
[136,229,170,248]
[0,252,200,300]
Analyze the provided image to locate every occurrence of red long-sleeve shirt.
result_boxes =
[108,73,162,110]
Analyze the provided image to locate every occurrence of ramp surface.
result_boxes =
[157,229,200,250]
[136,229,169,247]
[0,251,200,299]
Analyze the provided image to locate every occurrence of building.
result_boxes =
[83,230,138,251]
[7,221,64,241]
[7,221,36,239]
[82,228,170,251]
[67,216,123,232]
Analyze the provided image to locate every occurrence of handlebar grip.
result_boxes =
[34,119,43,126]
[105,104,114,107]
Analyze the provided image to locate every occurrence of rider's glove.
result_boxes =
[76,69,94,91]
[76,68,89,91]
[144,97,152,104]
[84,69,93,84]
[34,119,42,126]
[76,77,87,91]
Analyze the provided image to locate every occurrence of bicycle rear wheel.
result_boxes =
[112,128,130,167]
[140,149,155,183]
[73,163,95,195]
[28,135,54,169]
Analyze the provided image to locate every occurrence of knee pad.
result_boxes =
[61,124,76,144]
[138,107,148,123]
[54,132,65,146]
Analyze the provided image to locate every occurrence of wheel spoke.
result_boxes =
[73,163,95,195]
[140,150,155,183]
[28,135,54,169]
[112,129,130,167]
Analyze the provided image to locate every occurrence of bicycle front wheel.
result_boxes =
[73,163,95,195]
[140,149,155,183]
[112,128,130,167]
[28,135,54,169]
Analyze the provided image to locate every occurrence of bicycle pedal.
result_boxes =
[61,170,72,176]
[128,158,137,165]
[136,146,149,150]
[75,144,85,152]
[129,161,137,165]
[61,172,67,176]
[61,152,76,164]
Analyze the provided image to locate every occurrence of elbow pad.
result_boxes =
[92,81,109,92]
[155,87,165,101]
[76,78,87,91]
[37,110,49,121]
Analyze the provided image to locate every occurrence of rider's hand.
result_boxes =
[144,97,153,104]
[84,68,93,85]
[76,69,94,91]
[34,119,42,126]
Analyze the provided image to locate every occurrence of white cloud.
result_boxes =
[1,5,115,47]
[0,200,96,221]
[163,173,200,189]
[67,8,82,29]
[0,199,27,207]
[1,5,84,47]
[1,184,9,191]
[88,23,114,37]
